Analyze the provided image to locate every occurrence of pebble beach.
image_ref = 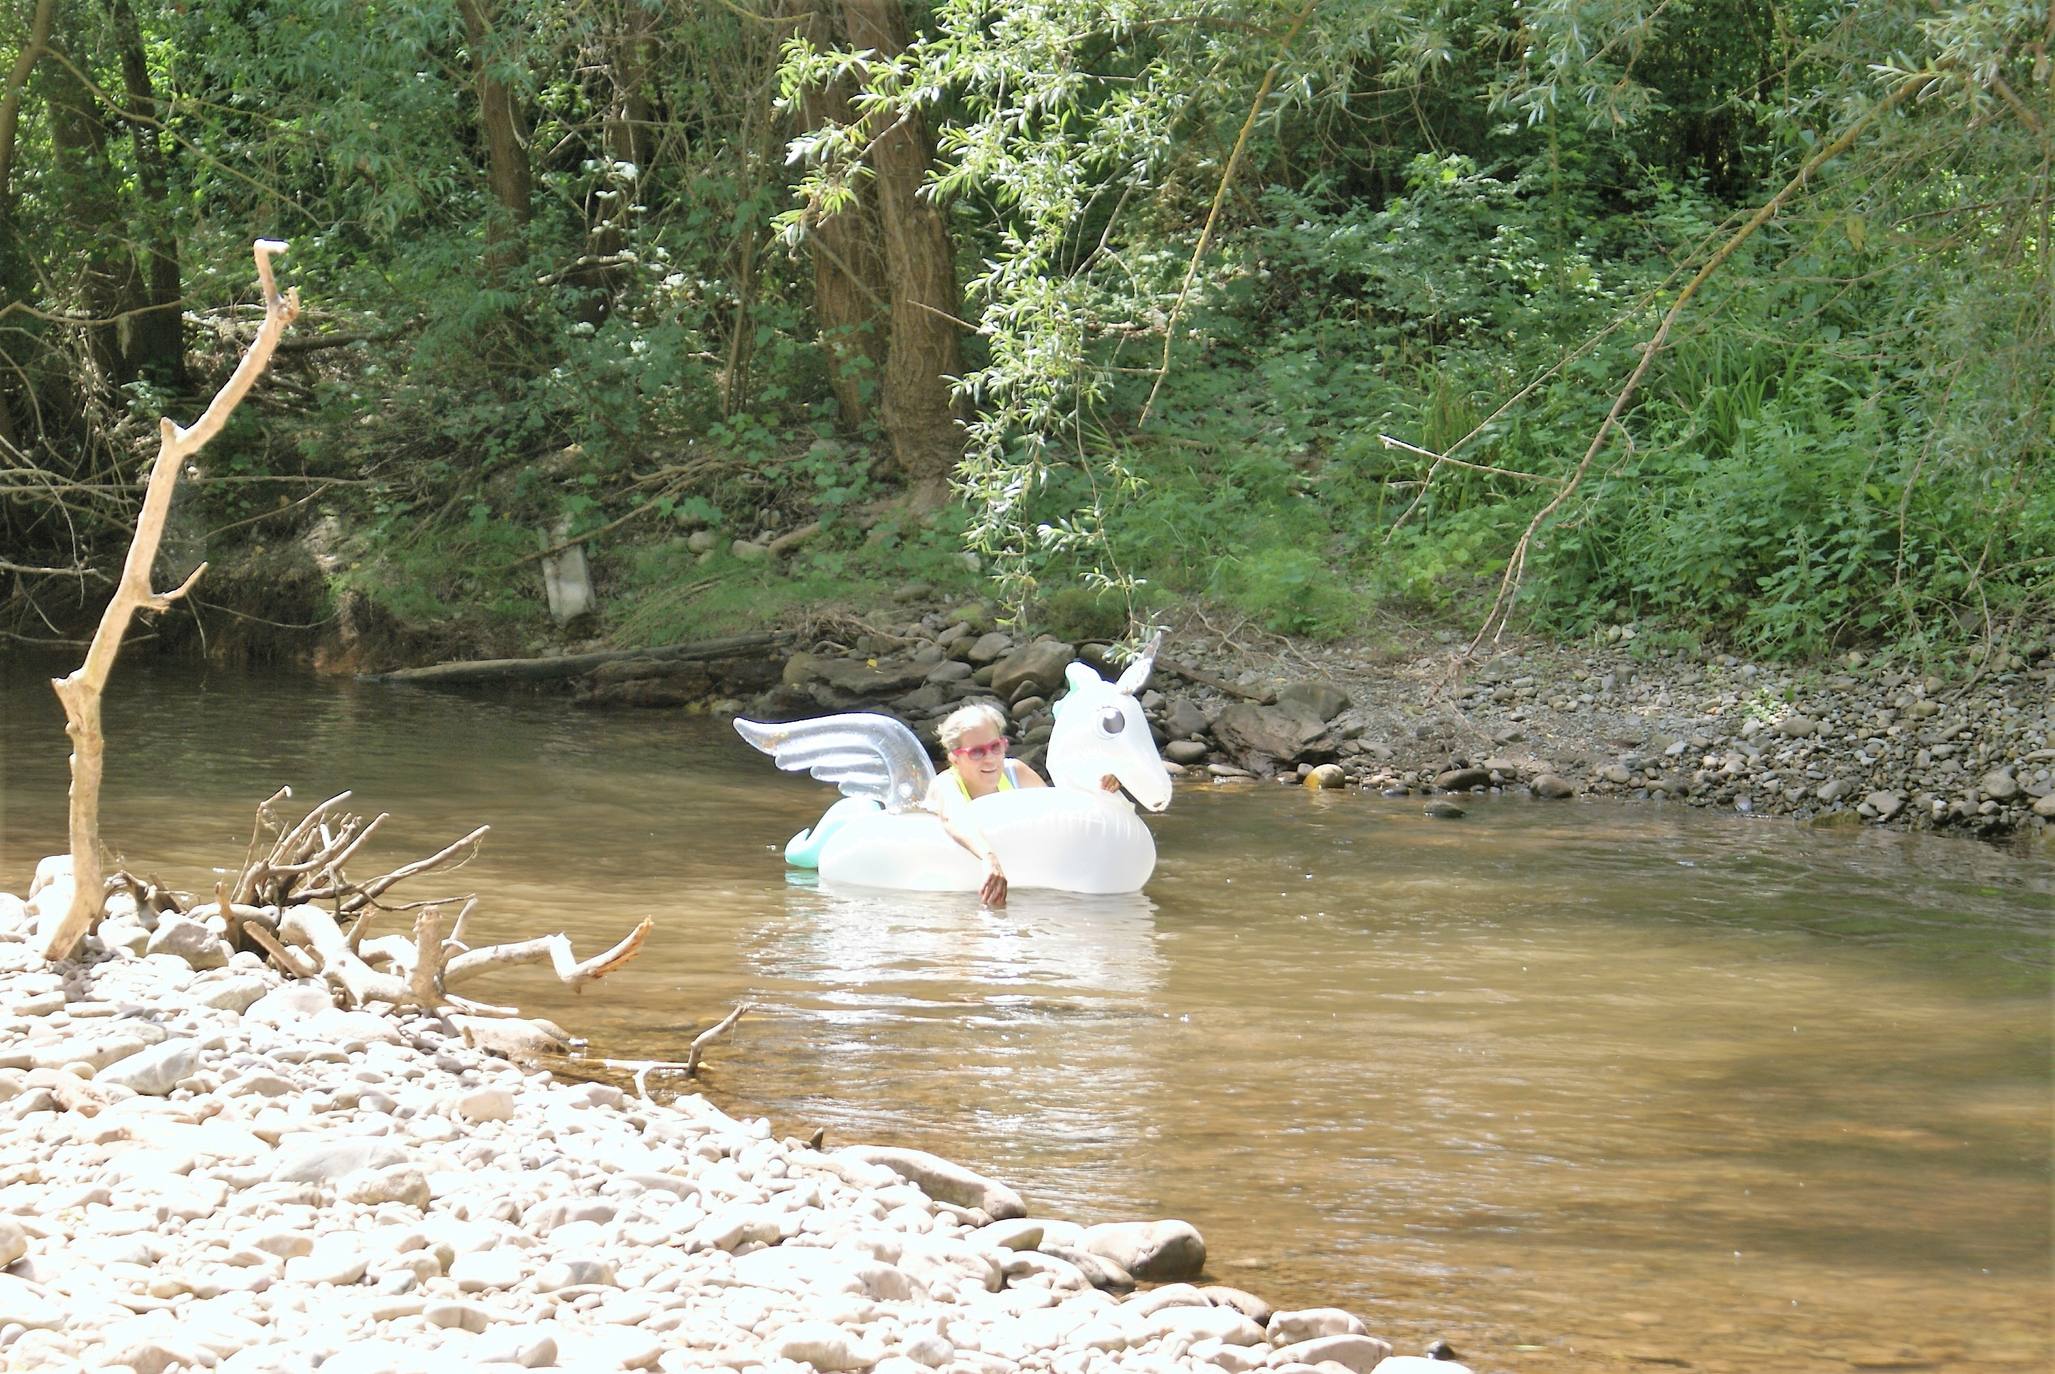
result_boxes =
[0,888,1444,1374]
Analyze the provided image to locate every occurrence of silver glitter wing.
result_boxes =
[733,712,936,812]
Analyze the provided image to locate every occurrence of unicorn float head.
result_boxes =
[735,633,1173,894]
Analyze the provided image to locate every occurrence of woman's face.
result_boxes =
[949,724,1009,788]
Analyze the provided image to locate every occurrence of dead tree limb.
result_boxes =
[1468,76,1926,652]
[406,906,446,1008]
[334,825,488,913]
[279,903,408,1007]
[358,632,787,686]
[685,1002,752,1075]
[38,240,299,962]
[442,916,654,990]
[243,923,316,980]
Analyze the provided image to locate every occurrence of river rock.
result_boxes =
[768,1320,879,1371]
[454,1087,515,1123]
[338,1165,431,1209]
[1980,769,2021,801]
[1863,791,1905,822]
[1212,701,1335,770]
[0,1217,26,1268]
[965,632,1013,665]
[1268,1307,1367,1343]
[1164,698,1211,738]
[990,640,1076,703]
[190,972,270,1013]
[1078,1219,1205,1282]
[270,1137,411,1185]
[1532,773,1576,799]
[144,916,230,971]
[837,1146,1026,1219]
[1305,764,1347,789]
[1776,714,1819,738]
[1424,800,1466,819]
[98,1040,204,1096]
[1269,1333,1394,1372]
[1166,739,1210,765]
[1434,767,1490,791]
[1276,681,1351,722]
[243,980,335,1027]
[1202,1285,1275,1325]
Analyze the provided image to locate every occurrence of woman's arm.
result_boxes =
[925,776,1009,906]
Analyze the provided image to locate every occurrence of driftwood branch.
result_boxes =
[335,825,487,913]
[443,916,654,990]
[686,1002,752,1075]
[358,632,788,686]
[594,1000,756,1097]
[38,241,299,962]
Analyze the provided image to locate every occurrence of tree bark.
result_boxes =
[455,0,533,283]
[838,0,964,496]
[787,0,890,428]
[107,0,185,385]
[0,0,54,455]
[0,0,56,210]
[42,21,139,384]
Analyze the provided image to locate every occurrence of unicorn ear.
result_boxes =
[1062,662,1101,702]
[1114,630,1165,696]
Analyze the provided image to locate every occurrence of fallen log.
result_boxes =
[1155,656,1274,704]
[360,632,790,686]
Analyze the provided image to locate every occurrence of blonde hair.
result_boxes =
[937,701,1006,751]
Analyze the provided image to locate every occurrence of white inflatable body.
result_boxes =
[813,789,1157,894]
[736,634,1173,895]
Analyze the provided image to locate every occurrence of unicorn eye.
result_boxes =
[1098,706,1127,735]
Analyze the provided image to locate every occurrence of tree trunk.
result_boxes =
[455,0,532,283]
[43,24,141,385]
[567,0,657,323]
[838,0,964,495]
[0,0,56,455]
[107,0,185,386]
[0,0,56,210]
[785,0,889,428]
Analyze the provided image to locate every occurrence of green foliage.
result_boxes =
[6,0,2047,672]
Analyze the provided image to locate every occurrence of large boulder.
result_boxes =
[990,639,1077,704]
[1275,681,1351,722]
[781,653,931,709]
[1211,701,1336,770]
[1078,1219,1206,1282]
[835,1146,1025,1220]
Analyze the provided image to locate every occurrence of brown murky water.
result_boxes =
[2,664,2049,1373]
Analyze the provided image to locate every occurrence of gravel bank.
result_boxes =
[668,610,2051,842]
[0,899,1459,1374]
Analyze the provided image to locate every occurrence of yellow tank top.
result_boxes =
[952,760,1019,800]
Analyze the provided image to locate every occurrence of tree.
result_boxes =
[781,0,965,497]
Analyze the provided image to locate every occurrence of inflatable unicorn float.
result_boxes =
[734,633,1173,894]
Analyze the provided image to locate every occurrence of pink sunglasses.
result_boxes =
[950,737,1009,760]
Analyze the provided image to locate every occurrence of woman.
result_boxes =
[924,702,1047,907]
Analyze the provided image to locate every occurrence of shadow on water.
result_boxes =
[2,662,2049,1374]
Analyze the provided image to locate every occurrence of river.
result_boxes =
[1,662,2048,1373]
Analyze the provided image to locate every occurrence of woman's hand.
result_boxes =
[979,855,1008,908]
[1100,774,1121,793]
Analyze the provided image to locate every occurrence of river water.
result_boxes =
[1,664,2048,1373]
